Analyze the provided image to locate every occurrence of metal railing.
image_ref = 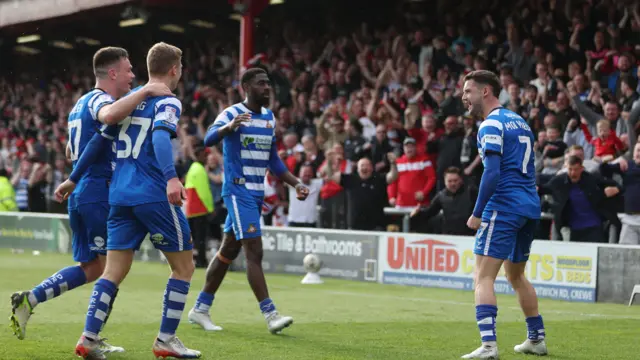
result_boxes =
[315,205,554,233]
[382,208,554,233]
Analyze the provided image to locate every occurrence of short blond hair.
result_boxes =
[146,42,182,76]
[596,119,610,129]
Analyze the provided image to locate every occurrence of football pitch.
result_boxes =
[1,250,639,360]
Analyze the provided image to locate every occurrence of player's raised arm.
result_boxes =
[97,83,174,126]
[204,110,251,146]
[151,97,186,205]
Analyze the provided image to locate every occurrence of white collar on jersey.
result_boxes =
[238,101,269,115]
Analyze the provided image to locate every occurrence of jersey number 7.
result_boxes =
[117,116,152,159]
[68,119,82,161]
[518,136,532,174]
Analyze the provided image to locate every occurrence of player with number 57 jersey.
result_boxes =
[109,94,182,205]
[476,107,540,219]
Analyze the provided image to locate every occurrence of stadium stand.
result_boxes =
[0,0,639,245]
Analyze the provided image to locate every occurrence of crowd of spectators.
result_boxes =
[0,0,639,245]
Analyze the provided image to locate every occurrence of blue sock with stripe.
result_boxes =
[30,266,87,307]
[476,304,498,344]
[83,278,117,339]
[158,278,190,342]
[194,291,214,314]
[526,315,545,341]
[259,297,276,317]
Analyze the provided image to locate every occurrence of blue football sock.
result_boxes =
[476,304,498,343]
[158,278,190,342]
[83,278,117,339]
[526,315,545,341]
[30,266,87,307]
[259,298,276,316]
[194,291,214,313]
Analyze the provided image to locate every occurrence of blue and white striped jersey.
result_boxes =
[109,86,182,206]
[209,102,283,199]
[477,107,540,219]
[67,89,118,209]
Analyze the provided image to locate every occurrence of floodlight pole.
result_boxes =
[240,10,254,71]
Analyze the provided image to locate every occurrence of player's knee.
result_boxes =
[219,244,241,261]
[173,257,195,280]
[506,271,526,288]
[79,258,104,283]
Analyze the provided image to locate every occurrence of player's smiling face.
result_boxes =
[248,73,272,107]
[462,80,484,117]
[114,57,135,97]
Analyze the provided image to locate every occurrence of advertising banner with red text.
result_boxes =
[378,234,598,303]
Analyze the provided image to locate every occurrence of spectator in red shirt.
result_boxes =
[404,109,443,157]
[387,137,436,209]
[581,119,625,162]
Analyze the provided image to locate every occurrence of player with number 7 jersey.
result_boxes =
[461,70,546,360]
[475,107,540,220]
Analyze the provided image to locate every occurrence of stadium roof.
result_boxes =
[0,0,132,28]
[0,0,238,29]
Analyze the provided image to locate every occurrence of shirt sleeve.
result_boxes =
[204,110,234,146]
[88,92,115,121]
[97,124,119,140]
[477,117,504,156]
[267,136,288,177]
[153,97,182,138]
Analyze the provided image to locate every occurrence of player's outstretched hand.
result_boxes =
[167,178,187,206]
[143,82,175,97]
[466,215,481,230]
[54,179,76,203]
[228,113,252,131]
[295,183,310,200]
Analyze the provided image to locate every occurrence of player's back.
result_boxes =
[67,89,115,208]
[479,108,540,219]
[218,102,276,199]
[109,87,182,206]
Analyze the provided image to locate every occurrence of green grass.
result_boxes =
[1,250,639,360]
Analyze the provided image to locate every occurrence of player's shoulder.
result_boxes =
[151,95,182,111]
[480,107,527,132]
[261,106,273,118]
[488,107,526,124]
[82,88,112,104]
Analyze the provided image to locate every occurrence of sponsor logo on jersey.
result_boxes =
[241,135,271,150]
[242,136,255,148]
[247,224,257,233]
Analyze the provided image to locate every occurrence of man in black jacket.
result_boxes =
[539,155,622,243]
[410,167,477,235]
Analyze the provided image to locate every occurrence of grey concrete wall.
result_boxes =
[597,247,640,304]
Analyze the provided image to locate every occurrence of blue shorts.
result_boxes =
[69,202,109,263]
[107,202,192,252]
[223,194,262,240]
[474,210,538,263]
